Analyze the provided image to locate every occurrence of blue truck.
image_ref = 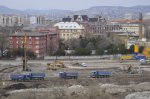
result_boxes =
[30,73,45,80]
[135,55,146,60]
[59,72,78,79]
[91,71,112,78]
[10,72,45,81]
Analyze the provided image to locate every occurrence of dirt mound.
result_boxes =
[125,91,150,99]
[4,83,27,90]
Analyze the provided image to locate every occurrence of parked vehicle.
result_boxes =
[140,60,150,65]
[10,72,45,81]
[30,73,45,80]
[91,71,112,78]
[10,74,30,81]
[135,55,146,60]
[59,72,78,79]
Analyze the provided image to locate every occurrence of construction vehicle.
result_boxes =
[123,64,141,74]
[10,72,46,81]
[47,60,65,70]
[120,55,133,60]
[59,72,78,79]
[91,71,112,78]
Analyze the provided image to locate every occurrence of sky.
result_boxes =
[0,0,150,11]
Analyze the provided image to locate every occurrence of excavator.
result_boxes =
[47,60,66,70]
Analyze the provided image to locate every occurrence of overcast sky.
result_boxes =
[0,0,150,11]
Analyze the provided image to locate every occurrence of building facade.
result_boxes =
[0,15,28,27]
[9,32,46,58]
[54,22,85,40]
[29,16,45,25]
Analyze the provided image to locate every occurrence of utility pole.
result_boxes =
[23,33,27,71]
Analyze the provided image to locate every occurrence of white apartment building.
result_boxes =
[29,16,45,25]
[54,22,85,40]
[0,15,29,27]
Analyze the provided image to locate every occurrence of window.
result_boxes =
[10,41,12,44]
[10,45,13,48]
[36,41,39,44]
[29,46,32,48]
[36,45,39,49]
[36,50,39,53]
[16,41,19,44]
[36,37,39,40]
[29,37,32,39]
[20,45,23,48]
[29,41,32,44]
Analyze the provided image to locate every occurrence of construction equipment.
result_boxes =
[59,72,78,79]
[91,71,112,78]
[120,55,133,60]
[47,60,65,70]
[123,64,141,74]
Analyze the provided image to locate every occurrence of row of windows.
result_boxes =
[10,41,33,44]
[10,45,45,49]
[10,37,40,40]
[60,29,79,32]
[90,27,121,30]
[61,26,77,28]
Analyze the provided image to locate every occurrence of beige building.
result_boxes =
[121,24,144,36]
[54,22,85,40]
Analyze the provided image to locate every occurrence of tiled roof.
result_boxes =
[11,32,45,37]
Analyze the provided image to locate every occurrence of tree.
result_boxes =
[0,33,9,57]
[96,49,104,55]
[139,46,144,53]
[86,42,95,50]
[129,45,134,54]
[75,47,91,55]
[79,36,89,48]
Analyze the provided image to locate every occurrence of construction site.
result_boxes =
[0,55,150,99]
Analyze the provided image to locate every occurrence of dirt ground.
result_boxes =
[1,59,150,99]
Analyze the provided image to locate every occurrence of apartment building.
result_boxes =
[9,32,46,58]
[0,15,28,27]
[54,22,85,40]
[30,16,45,25]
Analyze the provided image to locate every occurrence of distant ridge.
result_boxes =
[0,5,150,19]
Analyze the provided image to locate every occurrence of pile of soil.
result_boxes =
[4,83,27,90]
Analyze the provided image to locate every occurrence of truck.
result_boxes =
[10,72,45,81]
[30,73,45,80]
[59,72,78,79]
[91,71,112,78]
[135,55,146,60]
[10,74,30,81]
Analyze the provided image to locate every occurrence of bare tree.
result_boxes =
[0,33,9,57]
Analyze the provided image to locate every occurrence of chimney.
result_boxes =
[139,13,143,40]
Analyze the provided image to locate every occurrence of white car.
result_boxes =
[81,63,87,67]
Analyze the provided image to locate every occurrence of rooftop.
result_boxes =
[54,22,84,29]
[11,32,46,37]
